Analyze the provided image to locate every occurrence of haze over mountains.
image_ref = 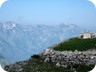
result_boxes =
[0,22,84,65]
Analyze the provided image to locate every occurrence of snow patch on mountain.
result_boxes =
[3,22,16,30]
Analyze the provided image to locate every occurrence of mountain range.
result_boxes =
[0,22,84,66]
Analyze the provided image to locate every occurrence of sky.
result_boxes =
[0,0,96,29]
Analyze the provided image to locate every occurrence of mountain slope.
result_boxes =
[4,37,96,72]
[50,37,96,51]
[0,22,84,64]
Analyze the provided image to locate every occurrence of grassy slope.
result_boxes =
[6,58,94,72]
[21,38,96,72]
[53,37,96,51]
[22,58,94,72]
[5,37,96,72]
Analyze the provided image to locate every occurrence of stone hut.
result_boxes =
[79,32,96,39]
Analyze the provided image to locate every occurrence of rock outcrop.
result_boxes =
[42,49,96,68]
[4,49,96,72]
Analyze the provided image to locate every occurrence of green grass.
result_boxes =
[5,37,96,72]
[22,58,94,72]
[22,37,96,72]
[53,37,96,51]
[23,58,69,72]
[5,57,94,72]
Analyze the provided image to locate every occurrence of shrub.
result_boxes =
[31,54,40,59]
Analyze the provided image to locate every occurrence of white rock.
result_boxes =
[56,62,60,67]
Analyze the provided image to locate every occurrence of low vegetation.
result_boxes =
[5,37,96,72]
[53,37,96,51]
[5,53,95,72]
[22,57,94,72]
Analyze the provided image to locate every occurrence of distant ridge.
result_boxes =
[0,21,84,64]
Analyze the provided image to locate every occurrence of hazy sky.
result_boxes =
[0,0,96,29]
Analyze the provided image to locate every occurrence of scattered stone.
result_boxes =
[42,49,96,68]
[56,62,60,67]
